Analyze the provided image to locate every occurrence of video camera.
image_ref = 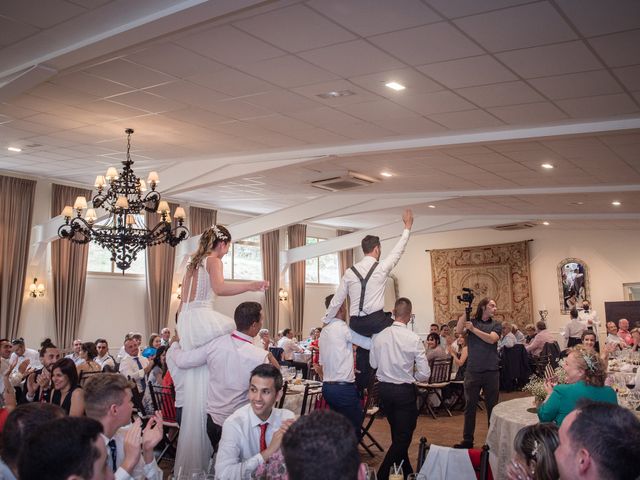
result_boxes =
[456,287,475,306]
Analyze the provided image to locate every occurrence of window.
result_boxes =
[305,237,339,284]
[87,214,146,275]
[221,235,263,280]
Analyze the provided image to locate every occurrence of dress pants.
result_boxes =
[206,414,223,452]
[351,311,394,392]
[463,370,500,444]
[322,382,363,435]
[377,382,417,480]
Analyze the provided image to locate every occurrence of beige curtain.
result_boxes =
[145,202,178,335]
[51,184,92,349]
[0,175,36,339]
[337,229,354,276]
[260,230,279,334]
[287,224,306,337]
[190,206,217,236]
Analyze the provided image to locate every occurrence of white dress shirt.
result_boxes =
[277,337,302,361]
[65,352,84,366]
[563,318,587,345]
[10,348,41,371]
[95,353,116,370]
[578,309,600,336]
[497,332,516,351]
[215,403,295,479]
[324,229,410,320]
[102,425,163,480]
[165,348,185,408]
[169,331,268,426]
[118,355,149,392]
[319,318,372,383]
[370,321,430,384]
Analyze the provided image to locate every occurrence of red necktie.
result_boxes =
[259,423,269,452]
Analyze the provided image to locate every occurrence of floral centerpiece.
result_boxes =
[523,361,567,406]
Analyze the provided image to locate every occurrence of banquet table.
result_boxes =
[281,381,322,414]
[486,397,538,480]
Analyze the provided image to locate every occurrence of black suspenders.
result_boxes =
[351,262,378,315]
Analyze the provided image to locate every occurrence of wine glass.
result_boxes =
[364,465,377,480]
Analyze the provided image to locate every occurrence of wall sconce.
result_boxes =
[29,278,45,298]
[278,288,289,302]
[176,283,182,300]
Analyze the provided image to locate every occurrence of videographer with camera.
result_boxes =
[453,293,502,449]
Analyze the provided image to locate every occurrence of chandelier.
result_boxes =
[58,128,189,272]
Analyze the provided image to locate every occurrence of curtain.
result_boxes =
[287,224,306,337]
[337,229,353,276]
[145,202,178,336]
[51,184,92,349]
[260,230,279,334]
[0,175,36,339]
[190,206,217,236]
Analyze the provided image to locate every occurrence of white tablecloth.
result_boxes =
[486,397,538,480]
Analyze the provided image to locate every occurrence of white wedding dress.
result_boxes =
[175,260,235,474]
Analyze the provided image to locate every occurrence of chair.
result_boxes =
[300,384,324,415]
[533,341,561,377]
[420,442,493,480]
[148,382,180,462]
[276,382,288,409]
[360,375,384,457]
[417,437,429,470]
[500,344,531,391]
[269,347,284,363]
[78,370,104,387]
[417,357,453,419]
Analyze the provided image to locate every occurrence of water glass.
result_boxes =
[389,466,403,480]
[296,369,303,380]
[364,465,377,480]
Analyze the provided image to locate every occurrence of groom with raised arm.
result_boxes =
[323,209,413,390]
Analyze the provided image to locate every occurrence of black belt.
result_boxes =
[323,381,355,385]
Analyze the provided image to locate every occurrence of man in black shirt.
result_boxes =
[454,297,501,449]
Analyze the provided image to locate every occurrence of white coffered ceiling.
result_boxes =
[1,0,640,233]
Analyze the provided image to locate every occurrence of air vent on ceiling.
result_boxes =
[310,171,379,192]
[493,222,537,231]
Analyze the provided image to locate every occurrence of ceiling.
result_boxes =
[1,0,640,234]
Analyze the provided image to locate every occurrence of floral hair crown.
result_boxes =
[211,225,229,241]
[582,352,597,372]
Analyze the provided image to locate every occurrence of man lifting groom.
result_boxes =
[323,209,413,390]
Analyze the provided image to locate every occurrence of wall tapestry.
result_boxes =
[557,258,590,314]
[430,240,533,328]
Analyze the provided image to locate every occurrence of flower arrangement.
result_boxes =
[523,361,567,404]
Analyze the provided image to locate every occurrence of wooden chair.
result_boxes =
[78,370,104,387]
[148,382,180,463]
[417,357,453,419]
[300,383,324,415]
[360,374,384,457]
[276,382,288,409]
[269,347,284,363]
[533,341,561,377]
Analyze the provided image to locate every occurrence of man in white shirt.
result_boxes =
[160,328,171,347]
[277,329,303,361]
[84,373,163,480]
[370,297,430,480]
[215,364,295,479]
[9,338,40,371]
[578,300,600,336]
[169,301,275,453]
[66,338,84,366]
[118,339,152,395]
[325,209,413,390]
[319,294,372,434]
[95,338,116,371]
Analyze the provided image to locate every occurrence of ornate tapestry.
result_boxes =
[430,241,533,328]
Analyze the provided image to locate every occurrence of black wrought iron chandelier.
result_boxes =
[58,128,189,272]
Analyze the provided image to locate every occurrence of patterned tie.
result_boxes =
[108,439,117,472]
[259,423,269,452]
[133,357,145,393]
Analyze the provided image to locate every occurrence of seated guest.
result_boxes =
[439,324,453,347]
[308,328,321,365]
[78,342,102,376]
[538,347,616,425]
[95,338,116,371]
[65,339,84,366]
[581,331,615,369]
[512,324,526,344]
[605,321,625,349]
[84,373,163,479]
[554,401,640,480]
[429,323,440,334]
[526,321,555,356]
[631,328,640,352]
[0,403,65,480]
[617,318,633,346]
[149,346,167,387]
[215,364,295,479]
[25,339,61,403]
[425,332,449,363]
[118,337,152,395]
[282,410,366,480]
[148,333,162,350]
[277,329,303,362]
[160,328,171,347]
[117,332,142,362]
[9,338,40,371]
[524,324,536,345]
[447,334,468,380]
[0,359,17,426]
[564,308,586,348]
[498,322,517,353]
[18,417,113,480]
[506,423,559,480]
[49,358,84,416]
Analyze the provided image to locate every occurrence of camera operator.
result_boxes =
[454,296,502,449]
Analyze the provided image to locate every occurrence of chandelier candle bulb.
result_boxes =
[105,167,118,181]
[157,200,170,213]
[85,209,97,223]
[94,175,106,188]
[61,206,74,218]
[37,283,45,293]
[139,179,147,192]
[126,214,135,226]
[74,196,87,210]
[115,196,129,209]
[148,171,159,185]
[174,207,186,220]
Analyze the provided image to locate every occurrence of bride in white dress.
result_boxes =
[175,225,268,473]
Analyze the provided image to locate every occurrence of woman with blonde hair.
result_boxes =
[537,346,617,425]
[173,224,269,473]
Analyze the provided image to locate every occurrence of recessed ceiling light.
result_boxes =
[7,147,21,152]
[380,171,393,177]
[612,201,622,206]
[542,221,550,226]
[569,201,584,206]
[428,205,436,209]
[316,89,356,99]
[541,163,554,169]
[385,81,406,91]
